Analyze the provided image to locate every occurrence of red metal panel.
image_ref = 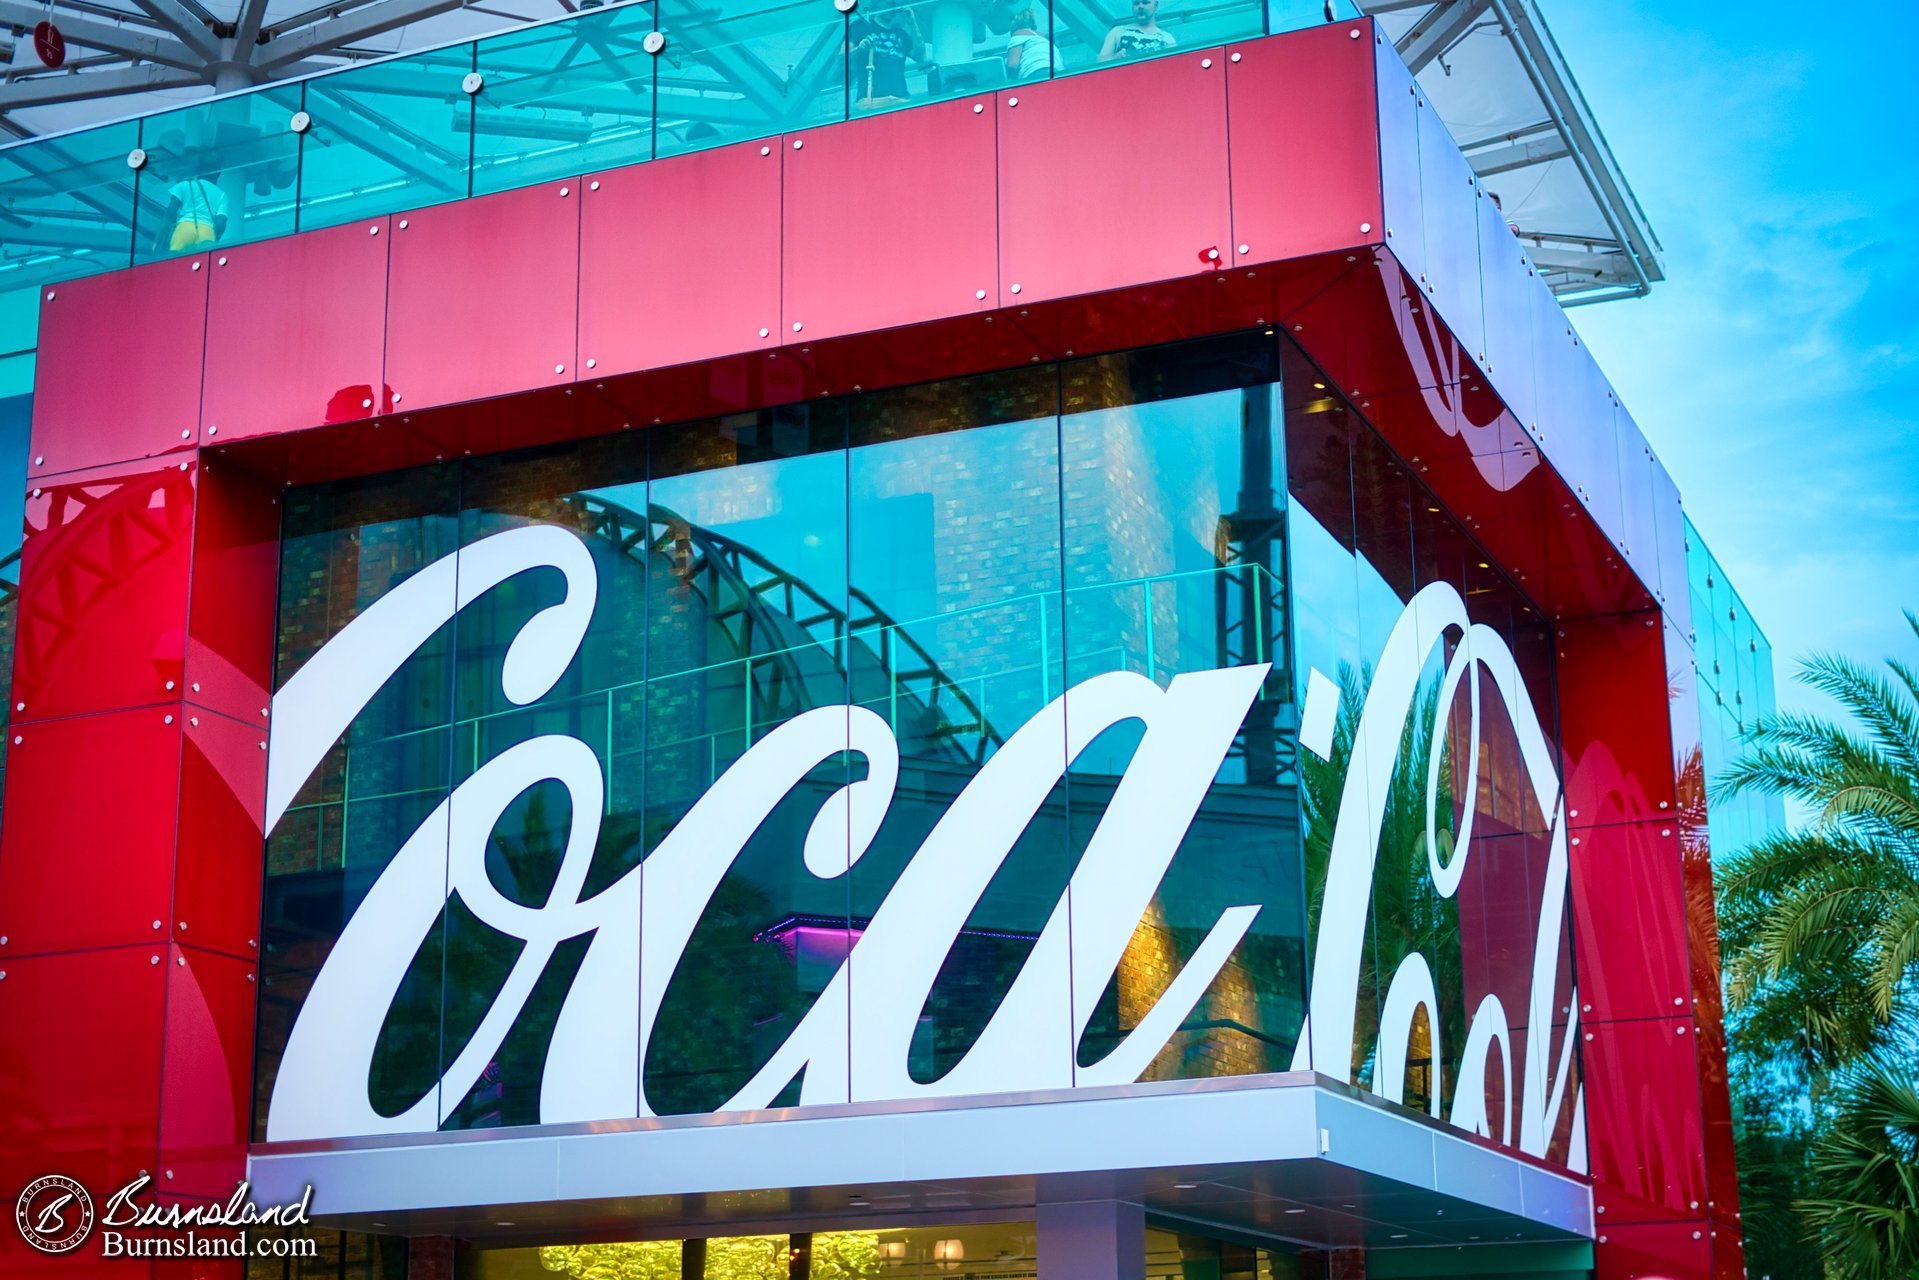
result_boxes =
[202,218,391,442]
[11,457,195,724]
[158,944,258,1199]
[172,710,268,962]
[1475,191,1538,433]
[1583,1017,1710,1224]
[1225,23,1381,266]
[579,142,781,376]
[0,707,183,955]
[998,51,1230,307]
[1374,28,1422,287]
[385,181,580,412]
[1414,92,1483,365]
[29,255,208,479]
[1694,1005,1741,1223]
[1595,1221,1713,1280]
[1709,1221,1745,1280]
[1556,610,1678,826]
[185,462,279,727]
[1568,821,1692,1024]
[784,96,998,342]
[0,945,166,1203]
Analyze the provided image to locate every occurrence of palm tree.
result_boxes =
[1798,1059,1919,1279]
[1714,613,1919,1064]
[1714,611,1919,1277]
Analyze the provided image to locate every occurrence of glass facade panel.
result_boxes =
[472,3,658,195]
[654,0,847,157]
[0,379,26,843]
[132,85,303,263]
[847,0,1049,119]
[255,465,461,1139]
[845,367,1068,1087]
[464,1223,1039,1279]
[0,119,139,296]
[642,407,853,1115]
[1059,336,1304,1083]
[255,331,1580,1161]
[297,45,478,228]
[1057,0,1263,76]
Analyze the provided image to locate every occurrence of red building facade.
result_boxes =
[0,19,1739,1280]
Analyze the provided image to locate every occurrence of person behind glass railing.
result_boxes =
[1098,0,1176,60]
[1004,6,1058,80]
[158,131,229,253]
[850,0,923,109]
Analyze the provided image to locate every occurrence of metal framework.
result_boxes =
[1363,0,1664,302]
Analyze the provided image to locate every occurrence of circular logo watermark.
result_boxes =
[14,1175,95,1255]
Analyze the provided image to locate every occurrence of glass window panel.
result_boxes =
[1267,0,1359,32]
[1059,336,1305,1083]
[133,85,302,263]
[473,3,658,196]
[298,45,477,229]
[439,435,650,1129]
[0,283,42,355]
[1344,423,1415,1100]
[1058,0,1261,75]
[255,465,460,1141]
[846,367,1068,1087]
[642,406,852,1116]
[465,1224,1040,1279]
[1281,348,1363,1081]
[0,120,138,295]
[654,0,847,156]
[848,0,1050,118]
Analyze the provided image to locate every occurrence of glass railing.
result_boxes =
[0,0,1363,338]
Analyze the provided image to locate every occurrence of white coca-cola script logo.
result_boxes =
[263,525,1582,1170]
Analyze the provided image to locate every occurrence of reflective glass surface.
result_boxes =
[846,368,1067,1086]
[255,465,460,1139]
[472,2,657,194]
[1060,336,1304,1082]
[255,331,1580,1165]
[0,119,139,296]
[297,45,477,228]
[462,1223,1040,1279]
[654,0,847,156]
[133,86,302,263]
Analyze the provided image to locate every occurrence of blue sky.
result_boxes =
[1540,0,1919,719]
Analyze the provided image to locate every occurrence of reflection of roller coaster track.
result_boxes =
[567,493,1002,765]
[9,470,193,677]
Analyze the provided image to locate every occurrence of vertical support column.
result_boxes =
[1036,1200,1145,1280]
[1556,608,1739,1280]
[0,264,279,1277]
[1327,1249,1367,1280]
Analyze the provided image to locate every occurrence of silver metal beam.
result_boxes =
[127,0,223,63]
[0,64,202,111]
[1396,0,1492,74]
[1465,133,1569,177]
[254,0,472,70]
[0,0,206,72]
[1490,0,1661,292]
[231,0,274,56]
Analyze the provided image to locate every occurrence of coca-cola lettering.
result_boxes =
[262,525,1582,1172]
